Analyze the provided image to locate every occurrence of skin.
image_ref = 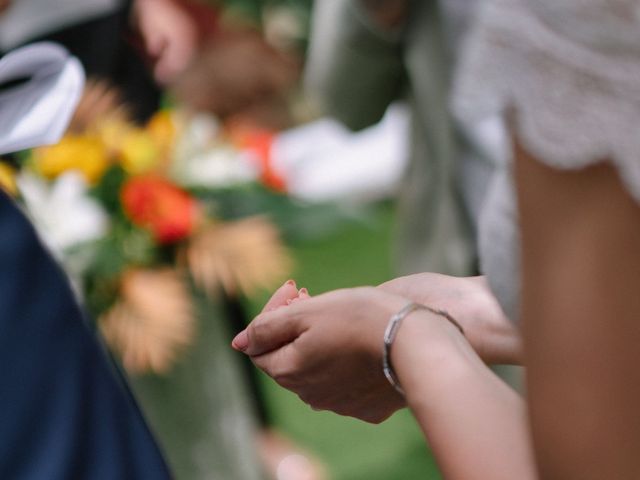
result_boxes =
[379,274,522,365]
[515,142,640,478]
[234,283,408,423]
[234,281,537,478]
[232,273,522,423]
[133,0,198,85]
[234,139,640,477]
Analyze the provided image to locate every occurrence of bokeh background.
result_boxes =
[1,0,443,478]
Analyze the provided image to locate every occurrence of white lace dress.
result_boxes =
[454,0,640,321]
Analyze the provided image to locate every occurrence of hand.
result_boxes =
[378,274,522,365]
[233,284,410,423]
[133,0,198,84]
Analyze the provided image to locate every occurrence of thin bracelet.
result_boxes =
[382,302,464,396]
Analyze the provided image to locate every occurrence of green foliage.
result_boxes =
[192,182,379,242]
[90,165,126,215]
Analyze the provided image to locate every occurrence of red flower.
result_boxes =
[121,175,198,244]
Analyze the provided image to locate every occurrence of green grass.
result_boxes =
[246,202,442,480]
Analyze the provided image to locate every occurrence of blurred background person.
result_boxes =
[305,0,505,277]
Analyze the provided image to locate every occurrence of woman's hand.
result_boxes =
[233,284,411,423]
[379,274,522,365]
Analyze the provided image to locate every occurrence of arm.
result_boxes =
[515,142,640,478]
[304,0,407,130]
[235,284,537,478]
[379,273,522,364]
[392,309,536,480]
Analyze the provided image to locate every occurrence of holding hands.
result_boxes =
[233,281,408,423]
[232,273,522,423]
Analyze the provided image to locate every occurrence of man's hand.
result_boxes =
[133,0,198,84]
[379,274,523,365]
[233,285,408,424]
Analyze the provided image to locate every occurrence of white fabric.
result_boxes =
[0,0,123,50]
[454,0,640,321]
[272,104,410,203]
[0,42,84,154]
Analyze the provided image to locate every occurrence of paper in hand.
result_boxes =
[0,42,84,155]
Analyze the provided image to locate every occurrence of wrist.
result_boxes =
[457,277,523,365]
[391,309,473,402]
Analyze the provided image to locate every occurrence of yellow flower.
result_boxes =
[33,136,109,184]
[97,118,131,154]
[0,162,17,195]
[119,129,161,175]
[147,110,176,151]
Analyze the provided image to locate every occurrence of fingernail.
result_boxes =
[286,279,296,287]
[232,330,249,352]
[299,288,308,296]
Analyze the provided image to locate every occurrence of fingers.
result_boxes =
[250,342,300,387]
[231,282,309,353]
[233,303,307,356]
[262,280,299,313]
[298,287,310,300]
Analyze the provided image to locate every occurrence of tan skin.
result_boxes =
[234,138,640,478]
[380,273,522,365]
[516,143,640,478]
[232,3,640,474]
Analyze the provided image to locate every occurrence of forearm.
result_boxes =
[393,313,536,479]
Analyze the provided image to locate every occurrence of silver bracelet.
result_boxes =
[382,302,464,396]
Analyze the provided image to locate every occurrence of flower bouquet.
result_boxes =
[6,83,293,375]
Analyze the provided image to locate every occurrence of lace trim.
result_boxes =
[454,0,640,203]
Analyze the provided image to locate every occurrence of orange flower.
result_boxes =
[227,123,286,192]
[121,175,199,244]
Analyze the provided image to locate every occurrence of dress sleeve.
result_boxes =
[453,0,640,202]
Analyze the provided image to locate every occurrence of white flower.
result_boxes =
[173,147,259,188]
[171,113,259,188]
[17,171,109,256]
[173,113,221,162]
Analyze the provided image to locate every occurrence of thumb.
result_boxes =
[232,306,306,356]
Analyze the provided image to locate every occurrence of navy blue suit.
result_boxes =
[0,191,171,479]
